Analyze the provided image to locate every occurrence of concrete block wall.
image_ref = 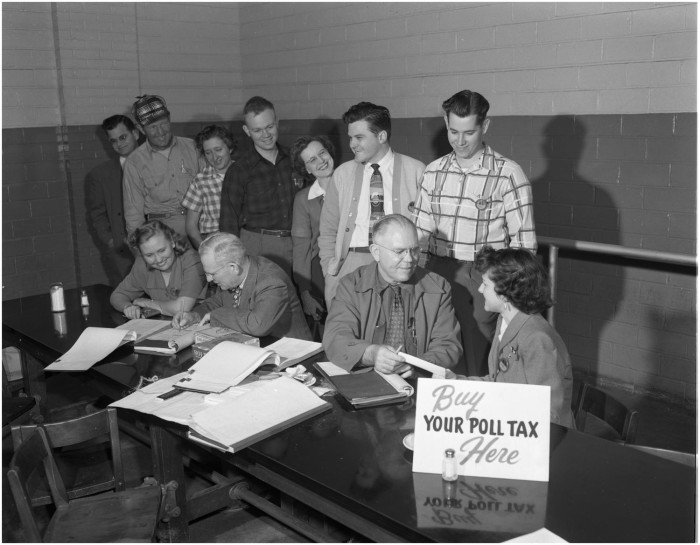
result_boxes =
[2,2,696,403]
[239,2,696,119]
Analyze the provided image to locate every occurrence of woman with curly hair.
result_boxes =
[447,246,574,427]
[290,135,336,321]
[110,220,206,318]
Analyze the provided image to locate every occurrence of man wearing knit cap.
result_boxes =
[123,94,202,238]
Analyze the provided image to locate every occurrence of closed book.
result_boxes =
[193,326,259,346]
[314,362,414,409]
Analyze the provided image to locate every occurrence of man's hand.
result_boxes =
[300,291,325,320]
[362,344,412,376]
[123,304,142,319]
[171,311,202,330]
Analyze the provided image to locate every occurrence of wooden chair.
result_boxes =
[8,425,162,542]
[11,408,136,504]
[626,444,696,468]
[2,363,42,439]
[575,383,639,444]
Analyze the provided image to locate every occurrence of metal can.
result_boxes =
[50,283,65,312]
[53,312,67,337]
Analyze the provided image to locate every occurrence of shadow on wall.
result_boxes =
[531,116,622,383]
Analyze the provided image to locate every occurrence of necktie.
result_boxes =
[231,287,241,308]
[385,285,405,349]
[369,163,384,242]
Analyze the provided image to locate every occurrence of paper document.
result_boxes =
[175,341,280,394]
[399,352,446,378]
[188,376,330,452]
[265,337,323,369]
[46,327,137,371]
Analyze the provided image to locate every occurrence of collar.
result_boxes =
[145,136,177,155]
[307,179,326,200]
[354,262,445,299]
[364,148,393,171]
[119,156,127,168]
[245,144,287,168]
[447,144,496,173]
[498,311,533,347]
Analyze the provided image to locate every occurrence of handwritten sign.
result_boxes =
[413,472,547,533]
[412,379,550,481]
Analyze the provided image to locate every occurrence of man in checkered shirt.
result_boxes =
[412,90,537,377]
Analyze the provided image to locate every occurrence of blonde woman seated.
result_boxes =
[110,220,206,319]
[447,246,574,427]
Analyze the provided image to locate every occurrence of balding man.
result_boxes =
[173,232,311,340]
[323,214,461,375]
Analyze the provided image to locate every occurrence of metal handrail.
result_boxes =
[537,236,697,326]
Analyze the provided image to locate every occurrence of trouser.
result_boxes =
[323,250,375,312]
[240,228,293,280]
[426,254,497,377]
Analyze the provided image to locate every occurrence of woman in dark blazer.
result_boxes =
[448,246,575,427]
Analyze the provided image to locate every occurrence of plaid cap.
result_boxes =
[132,95,170,126]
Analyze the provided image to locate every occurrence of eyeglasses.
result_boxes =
[303,148,331,167]
[204,263,229,280]
[373,242,421,260]
[109,134,132,146]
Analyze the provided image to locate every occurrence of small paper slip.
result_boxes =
[506,528,567,542]
[46,327,137,371]
[175,341,280,394]
[265,338,323,370]
[399,352,446,378]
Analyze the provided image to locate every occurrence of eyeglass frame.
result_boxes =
[372,242,421,260]
[303,148,331,167]
[204,262,231,281]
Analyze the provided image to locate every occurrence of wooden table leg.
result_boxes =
[149,422,190,542]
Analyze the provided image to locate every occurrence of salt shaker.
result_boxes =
[80,289,89,307]
[50,283,65,312]
[442,448,458,481]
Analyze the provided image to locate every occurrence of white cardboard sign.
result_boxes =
[413,379,550,482]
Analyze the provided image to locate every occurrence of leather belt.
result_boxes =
[244,226,291,238]
[348,246,371,254]
[146,208,186,220]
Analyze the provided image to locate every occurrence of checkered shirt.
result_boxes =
[181,164,227,234]
[413,146,536,262]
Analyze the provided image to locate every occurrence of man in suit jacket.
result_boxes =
[319,102,425,311]
[323,214,461,373]
[173,232,312,340]
[85,115,139,285]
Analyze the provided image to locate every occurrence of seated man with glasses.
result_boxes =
[323,214,461,375]
[172,232,312,340]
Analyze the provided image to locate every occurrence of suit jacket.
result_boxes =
[291,185,323,294]
[193,255,312,340]
[476,312,574,427]
[323,262,461,370]
[318,152,425,277]
[85,159,128,250]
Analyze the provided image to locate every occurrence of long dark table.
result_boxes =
[3,285,697,542]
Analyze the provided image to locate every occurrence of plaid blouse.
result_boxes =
[181,164,227,234]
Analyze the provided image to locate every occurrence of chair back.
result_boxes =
[575,383,638,443]
[7,427,68,542]
[11,408,125,504]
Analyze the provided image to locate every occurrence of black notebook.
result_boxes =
[314,362,414,409]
